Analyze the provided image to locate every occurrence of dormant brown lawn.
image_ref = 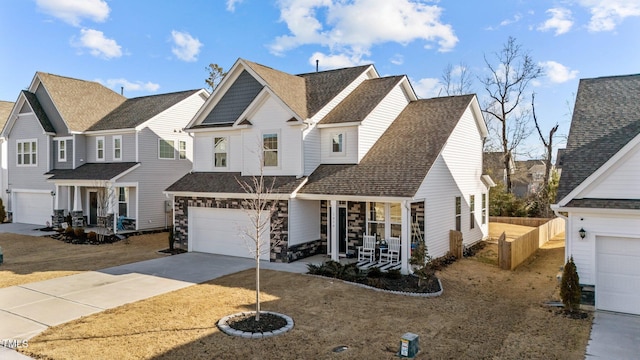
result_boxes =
[0,232,166,288]
[21,233,591,360]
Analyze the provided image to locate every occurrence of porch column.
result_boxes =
[401,200,411,274]
[54,184,60,209]
[330,200,338,261]
[73,186,82,211]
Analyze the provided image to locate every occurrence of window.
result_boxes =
[470,195,475,229]
[390,202,401,238]
[214,137,227,167]
[113,136,122,161]
[158,139,175,159]
[367,202,386,240]
[96,137,105,161]
[179,140,187,160]
[263,133,278,167]
[17,140,37,166]
[58,140,66,162]
[482,193,487,225]
[331,133,344,153]
[455,196,461,231]
[118,187,128,216]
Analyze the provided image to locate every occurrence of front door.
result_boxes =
[89,191,98,225]
[338,206,347,254]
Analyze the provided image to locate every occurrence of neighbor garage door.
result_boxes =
[189,207,270,260]
[13,191,53,225]
[596,236,640,315]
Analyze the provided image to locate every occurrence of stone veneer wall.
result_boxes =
[174,196,293,262]
[320,201,367,254]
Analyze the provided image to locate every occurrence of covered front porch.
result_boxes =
[318,198,425,274]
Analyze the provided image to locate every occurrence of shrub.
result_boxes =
[385,269,402,280]
[367,267,382,278]
[65,226,74,235]
[560,256,581,312]
[74,227,86,240]
[87,231,97,241]
[0,198,6,223]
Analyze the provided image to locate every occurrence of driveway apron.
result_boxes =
[585,311,640,359]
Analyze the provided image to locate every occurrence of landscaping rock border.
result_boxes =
[217,311,294,339]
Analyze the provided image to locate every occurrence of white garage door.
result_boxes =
[596,236,640,315]
[189,207,270,260]
[14,191,53,225]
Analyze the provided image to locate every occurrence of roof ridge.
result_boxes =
[296,64,372,76]
[127,89,201,100]
[582,73,640,81]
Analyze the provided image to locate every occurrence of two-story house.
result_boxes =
[166,59,492,274]
[1,72,207,231]
[0,101,13,209]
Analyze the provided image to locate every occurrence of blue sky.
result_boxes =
[1,0,639,159]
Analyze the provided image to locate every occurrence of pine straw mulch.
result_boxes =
[20,243,592,360]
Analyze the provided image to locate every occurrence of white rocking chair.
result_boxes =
[379,236,400,267]
[357,234,376,263]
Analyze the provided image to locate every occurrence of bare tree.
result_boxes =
[481,36,543,193]
[93,181,116,242]
[441,62,474,96]
[532,93,558,189]
[205,63,227,92]
[235,155,283,322]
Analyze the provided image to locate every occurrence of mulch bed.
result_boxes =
[226,313,288,333]
[48,232,122,245]
[158,248,187,255]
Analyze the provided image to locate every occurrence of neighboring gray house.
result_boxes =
[167,59,492,274]
[1,72,208,230]
[0,101,13,209]
[551,74,640,315]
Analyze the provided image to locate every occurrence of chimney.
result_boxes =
[316,59,319,72]
[121,86,124,96]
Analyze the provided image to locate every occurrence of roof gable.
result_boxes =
[0,101,15,132]
[301,95,475,197]
[87,89,202,131]
[320,76,404,125]
[557,74,640,203]
[21,91,56,133]
[34,72,126,132]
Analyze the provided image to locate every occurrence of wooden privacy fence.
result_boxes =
[449,230,463,258]
[489,216,550,227]
[498,217,565,270]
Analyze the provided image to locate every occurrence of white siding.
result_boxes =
[241,96,302,176]
[118,92,204,230]
[565,211,640,286]
[578,141,640,199]
[288,199,321,246]
[319,126,358,164]
[357,84,410,161]
[193,130,242,172]
[8,114,52,190]
[85,133,136,162]
[415,106,488,258]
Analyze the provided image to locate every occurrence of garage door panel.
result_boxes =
[14,192,53,225]
[189,207,269,260]
[596,236,640,315]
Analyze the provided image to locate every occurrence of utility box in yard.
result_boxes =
[398,332,419,358]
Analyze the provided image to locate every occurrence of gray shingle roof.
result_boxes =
[46,162,139,180]
[300,95,475,197]
[37,72,126,132]
[0,100,13,131]
[565,198,640,210]
[298,65,372,118]
[87,90,201,131]
[557,74,640,201]
[22,91,56,133]
[320,76,404,125]
[166,172,305,194]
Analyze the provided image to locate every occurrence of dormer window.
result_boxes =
[331,133,344,154]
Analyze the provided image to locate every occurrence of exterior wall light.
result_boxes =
[579,227,586,239]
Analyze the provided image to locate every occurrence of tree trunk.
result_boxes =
[255,254,260,321]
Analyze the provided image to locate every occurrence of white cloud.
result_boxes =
[578,0,640,31]
[102,78,160,93]
[538,8,573,35]
[74,28,122,59]
[171,30,203,62]
[411,77,444,99]
[390,54,404,65]
[226,0,244,12]
[309,52,369,69]
[271,0,458,63]
[539,61,578,83]
[500,14,522,27]
[36,0,110,26]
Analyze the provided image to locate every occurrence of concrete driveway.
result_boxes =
[0,252,315,358]
[585,311,640,359]
[0,223,58,237]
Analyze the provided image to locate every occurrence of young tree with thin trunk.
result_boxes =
[235,154,282,322]
[205,63,227,92]
[481,36,543,193]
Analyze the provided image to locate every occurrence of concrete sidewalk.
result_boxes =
[0,252,317,358]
